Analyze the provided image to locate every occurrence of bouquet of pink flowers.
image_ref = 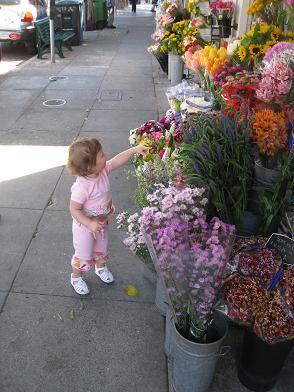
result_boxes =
[129,121,169,162]
[141,184,208,334]
[141,184,236,341]
[256,43,294,104]
[210,0,234,11]
[210,0,234,17]
[187,217,235,338]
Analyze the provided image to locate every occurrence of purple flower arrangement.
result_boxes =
[188,217,235,338]
[141,184,208,334]
[141,184,236,341]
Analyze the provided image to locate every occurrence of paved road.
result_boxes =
[0,41,33,76]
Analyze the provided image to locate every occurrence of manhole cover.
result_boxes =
[49,76,69,81]
[43,99,67,107]
[99,90,122,101]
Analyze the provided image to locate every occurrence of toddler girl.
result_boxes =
[67,138,148,295]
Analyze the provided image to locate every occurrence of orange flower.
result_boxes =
[251,109,288,156]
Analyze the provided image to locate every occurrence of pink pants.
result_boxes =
[71,220,108,271]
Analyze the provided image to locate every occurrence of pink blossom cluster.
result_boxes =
[141,184,236,337]
[151,29,166,42]
[159,110,183,143]
[263,42,294,63]
[213,65,244,86]
[189,17,205,28]
[284,0,294,6]
[141,184,209,329]
[188,217,235,335]
[256,61,293,102]
[116,211,146,254]
[210,1,234,10]
[158,15,174,28]
[145,183,208,222]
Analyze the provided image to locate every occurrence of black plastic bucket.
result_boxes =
[237,330,293,392]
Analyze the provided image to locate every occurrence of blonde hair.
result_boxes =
[67,138,102,176]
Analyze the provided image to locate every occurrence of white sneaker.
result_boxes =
[95,265,114,283]
[71,274,90,295]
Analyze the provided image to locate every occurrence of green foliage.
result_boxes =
[134,175,153,209]
[256,152,294,235]
[178,112,253,229]
[130,155,180,210]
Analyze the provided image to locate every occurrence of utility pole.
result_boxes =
[49,0,56,63]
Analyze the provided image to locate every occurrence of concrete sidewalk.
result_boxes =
[0,6,293,392]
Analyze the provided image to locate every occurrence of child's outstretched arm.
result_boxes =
[109,145,150,171]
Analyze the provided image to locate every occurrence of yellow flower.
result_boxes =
[238,46,247,62]
[204,45,212,54]
[218,47,227,60]
[249,44,263,56]
[270,27,281,42]
[246,30,254,37]
[208,47,218,59]
[260,42,271,54]
[259,23,271,34]
[272,25,282,35]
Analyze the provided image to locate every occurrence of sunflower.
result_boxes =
[272,25,282,35]
[270,32,279,42]
[259,23,271,34]
[270,27,281,41]
[238,46,247,62]
[261,42,272,55]
[249,44,263,56]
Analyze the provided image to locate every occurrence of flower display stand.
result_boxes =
[169,316,230,392]
[217,16,232,38]
[200,28,211,41]
[237,330,294,392]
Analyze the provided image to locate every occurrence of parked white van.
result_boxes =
[0,0,47,53]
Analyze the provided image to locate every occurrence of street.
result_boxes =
[0,41,33,76]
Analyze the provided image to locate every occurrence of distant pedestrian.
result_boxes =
[67,138,149,295]
[131,0,137,12]
[106,0,116,28]
[150,0,157,12]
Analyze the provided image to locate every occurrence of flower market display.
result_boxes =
[222,247,294,345]
[118,1,294,390]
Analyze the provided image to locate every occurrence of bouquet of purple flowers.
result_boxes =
[188,217,235,339]
[141,184,235,341]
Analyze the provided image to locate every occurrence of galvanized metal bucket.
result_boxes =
[171,317,230,392]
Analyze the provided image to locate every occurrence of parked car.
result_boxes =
[0,0,47,54]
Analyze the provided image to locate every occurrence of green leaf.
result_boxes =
[124,284,140,297]
[69,309,75,320]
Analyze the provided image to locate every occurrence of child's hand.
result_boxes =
[134,145,151,156]
[88,217,107,234]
